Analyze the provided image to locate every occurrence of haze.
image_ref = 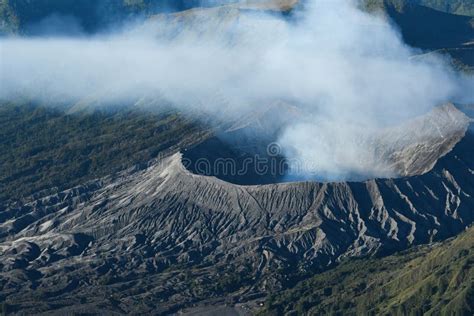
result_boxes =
[0,0,470,180]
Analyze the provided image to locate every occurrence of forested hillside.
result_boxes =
[0,102,207,203]
[260,226,474,315]
[0,0,203,34]
[364,0,474,16]
[413,0,474,16]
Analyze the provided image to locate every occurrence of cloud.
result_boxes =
[0,0,470,180]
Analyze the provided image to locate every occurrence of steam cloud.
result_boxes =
[0,0,471,180]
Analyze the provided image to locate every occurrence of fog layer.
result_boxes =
[0,0,470,180]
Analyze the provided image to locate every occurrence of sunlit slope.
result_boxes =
[261,225,474,315]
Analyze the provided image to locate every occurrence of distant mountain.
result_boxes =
[3,0,473,34]
[260,225,474,315]
[2,0,472,71]
[0,0,204,35]
[0,0,296,35]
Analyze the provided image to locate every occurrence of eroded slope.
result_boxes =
[0,105,472,314]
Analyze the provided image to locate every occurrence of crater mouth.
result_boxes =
[181,137,387,184]
[182,104,471,185]
[182,137,290,185]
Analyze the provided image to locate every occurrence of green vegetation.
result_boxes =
[0,101,205,203]
[0,302,6,316]
[260,227,474,315]
[415,0,474,17]
[0,0,202,34]
[1,0,100,34]
[364,0,474,16]
[0,0,19,34]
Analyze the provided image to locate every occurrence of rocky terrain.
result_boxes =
[1,1,474,315]
[260,224,474,315]
[0,104,472,314]
[184,104,471,183]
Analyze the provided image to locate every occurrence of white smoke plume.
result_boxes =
[0,0,470,180]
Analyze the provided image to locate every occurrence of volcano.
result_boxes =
[1,0,474,314]
[183,104,471,183]
[1,104,473,314]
